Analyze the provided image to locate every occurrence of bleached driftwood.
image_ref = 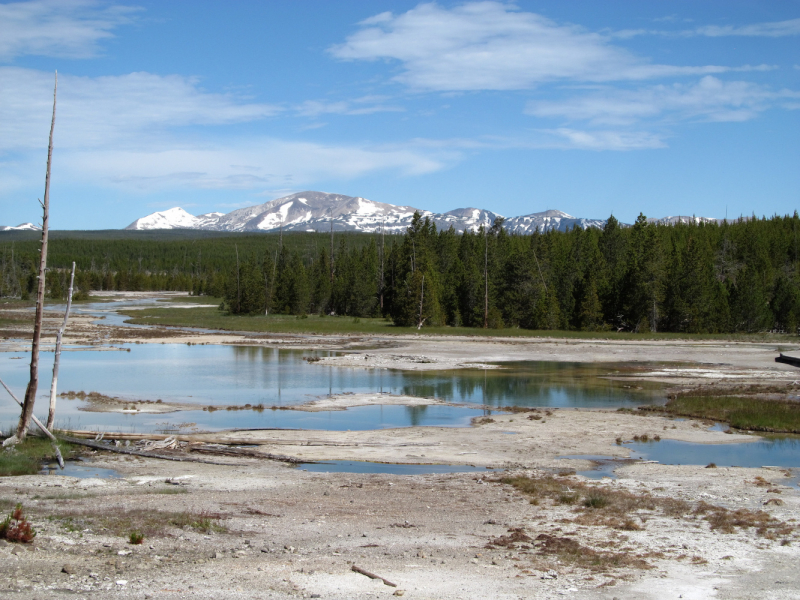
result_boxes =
[46,261,75,430]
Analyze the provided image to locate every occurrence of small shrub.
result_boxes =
[705,462,717,468]
[558,492,580,505]
[0,504,36,543]
[129,531,144,545]
[583,493,610,509]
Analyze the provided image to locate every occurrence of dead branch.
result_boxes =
[47,261,75,430]
[351,565,397,587]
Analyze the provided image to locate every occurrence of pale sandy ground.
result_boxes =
[1,292,799,599]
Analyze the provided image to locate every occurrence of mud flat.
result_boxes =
[2,408,799,599]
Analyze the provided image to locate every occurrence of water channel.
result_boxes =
[2,298,797,475]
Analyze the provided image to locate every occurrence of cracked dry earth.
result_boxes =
[1,440,799,600]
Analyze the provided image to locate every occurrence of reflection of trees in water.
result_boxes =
[405,405,429,427]
[759,436,800,449]
[399,363,653,407]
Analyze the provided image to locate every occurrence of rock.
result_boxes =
[0,539,9,547]
[393,591,405,597]
[62,564,75,574]
[541,569,558,580]
[115,579,127,586]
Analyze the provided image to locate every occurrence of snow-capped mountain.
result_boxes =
[0,222,41,231]
[503,210,606,234]
[124,191,611,234]
[211,192,423,233]
[126,208,225,230]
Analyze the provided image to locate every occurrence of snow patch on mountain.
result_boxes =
[0,222,41,231]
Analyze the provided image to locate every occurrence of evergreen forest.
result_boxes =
[1,212,798,335]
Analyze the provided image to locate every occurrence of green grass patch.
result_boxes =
[662,395,800,433]
[0,436,78,476]
[118,304,795,341]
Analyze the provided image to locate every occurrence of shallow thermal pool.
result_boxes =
[560,435,800,481]
[1,344,663,433]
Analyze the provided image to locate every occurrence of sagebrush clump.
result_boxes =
[0,503,36,543]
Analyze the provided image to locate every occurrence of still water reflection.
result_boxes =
[1,345,663,433]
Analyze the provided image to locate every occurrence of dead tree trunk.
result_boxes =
[379,221,385,310]
[416,274,425,330]
[46,261,75,430]
[235,243,240,313]
[16,71,57,442]
[483,227,488,329]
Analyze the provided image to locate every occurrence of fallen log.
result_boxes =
[189,446,307,464]
[776,353,800,368]
[351,565,397,587]
[57,435,243,466]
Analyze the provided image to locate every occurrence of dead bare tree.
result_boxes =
[46,261,75,430]
[234,243,240,313]
[483,226,488,329]
[379,220,385,310]
[416,274,425,329]
[14,71,57,442]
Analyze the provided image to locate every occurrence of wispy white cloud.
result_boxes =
[295,95,404,117]
[397,129,666,152]
[0,66,444,193]
[329,2,744,91]
[0,0,139,61]
[538,129,666,151]
[0,67,282,151]
[58,141,443,191]
[526,76,800,125]
[608,18,800,39]
[693,18,800,37]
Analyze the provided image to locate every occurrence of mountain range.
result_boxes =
[125,191,621,234]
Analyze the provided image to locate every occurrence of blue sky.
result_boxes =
[0,0,798,229]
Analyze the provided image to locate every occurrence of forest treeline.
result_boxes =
[1,212,798,334]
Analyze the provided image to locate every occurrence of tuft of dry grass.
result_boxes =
[693,502,793,538]
[47,508,226,538]
[495,475,794,539]
[533,533,652,572]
